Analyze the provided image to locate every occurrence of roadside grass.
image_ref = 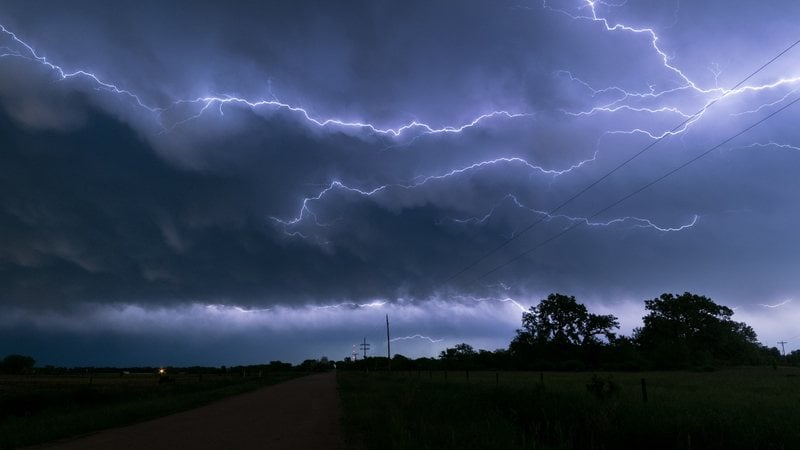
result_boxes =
[338,367,800,450]
[0,371,301,449]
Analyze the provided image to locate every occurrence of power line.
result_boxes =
[445,37,800,284]
[471,93,800,283]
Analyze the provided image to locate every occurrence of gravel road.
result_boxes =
[34,372,344,450]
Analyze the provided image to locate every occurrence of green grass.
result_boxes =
[338,367,800,450]
[0,371,302,449]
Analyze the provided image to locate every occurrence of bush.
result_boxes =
[585,374,620,401]
[1,354,35,374]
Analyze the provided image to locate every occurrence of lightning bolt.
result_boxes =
[312,301,387,310]
[730,88,800,117]
[452,193,699,233]
[545,0,800,140]
[453,294,528,313]
[390,334,444,343]
[757,299,792,309]
[205,304,273,316]
[270,155,599,237]
[232,306,272,313]
[0,24,159,113]
[163,97,532,137]
[735,141,800,152]
[545,0,704,91]
[0,23,528,139]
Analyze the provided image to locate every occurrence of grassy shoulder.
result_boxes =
[338,367,800,450]
[0,371,303,449]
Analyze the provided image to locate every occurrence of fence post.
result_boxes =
[466,370,469,381]
[495,372,499,385]
[641,378,648,403]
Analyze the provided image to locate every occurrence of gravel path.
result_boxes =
[36,372,344,450]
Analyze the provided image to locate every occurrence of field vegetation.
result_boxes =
[338,367,800,450]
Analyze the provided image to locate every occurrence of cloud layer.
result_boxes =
[1,0,799,363]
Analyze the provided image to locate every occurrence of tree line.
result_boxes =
[342,292,797,372]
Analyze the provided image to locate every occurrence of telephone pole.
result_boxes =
[778,341,788,358]
[386,314,391,371]
[360,337,370,359]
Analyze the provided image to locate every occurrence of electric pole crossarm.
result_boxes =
[360,337,370,359]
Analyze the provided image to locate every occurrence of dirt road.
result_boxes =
[36,372,344,450]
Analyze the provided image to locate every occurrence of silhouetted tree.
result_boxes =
[518,294,619,346]
[602,335,647,371]
[475,349,510,370]
[439,343,478,369]
[298,358,333,372]
[510,294,619,367]
[268,360,292,371]
[786,349,800,365]
[390,354,413,370]
[756,346,782,367]
[634,292,759,368]
[1,354,35,374]
[439,343,477,360]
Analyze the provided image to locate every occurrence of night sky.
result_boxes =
[1,0,799,366]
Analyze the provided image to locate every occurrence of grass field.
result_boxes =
[0,370,301,449]
[338,367,800,450]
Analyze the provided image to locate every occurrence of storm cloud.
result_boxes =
[1,0,799,364]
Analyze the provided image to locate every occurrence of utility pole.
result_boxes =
[386,314,391,371]
[778,341,788,358]
[360,337,370,359]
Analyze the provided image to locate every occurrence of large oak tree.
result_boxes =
[510,293,619,364]
[634,292,759,367]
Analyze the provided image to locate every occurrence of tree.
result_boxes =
[634,292,759,367]
[1,354,35,374]
[438,343,478,369]
[510,294,619,366]
[516,293,619,347]
[787,349,800,365]
[439,343,477,360]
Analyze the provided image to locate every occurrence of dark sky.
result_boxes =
[1,0,799,366]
